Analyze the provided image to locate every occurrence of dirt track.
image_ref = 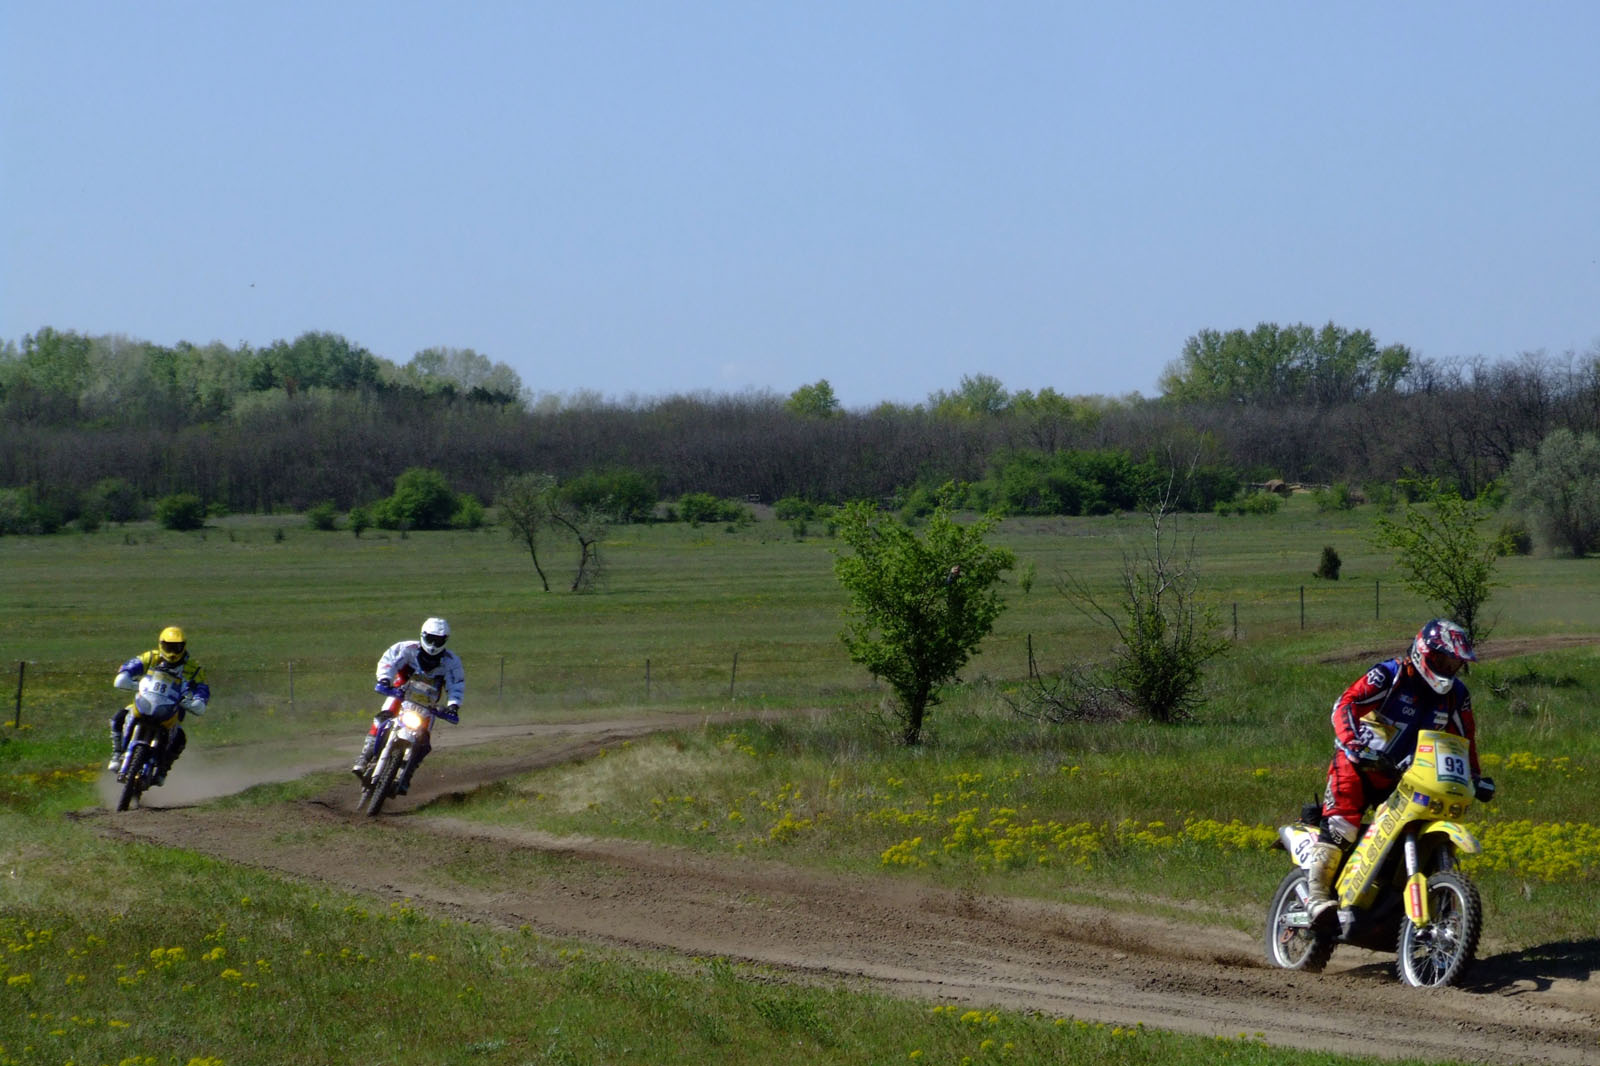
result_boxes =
[89,713,1600,1066]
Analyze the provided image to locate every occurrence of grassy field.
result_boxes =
[3,495,1596,1065]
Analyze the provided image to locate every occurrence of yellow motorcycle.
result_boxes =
[1266,729,1486,987]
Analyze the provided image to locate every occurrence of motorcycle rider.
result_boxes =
[1305,618,1495,921]
[351,617,464,794]
[108,625,210,785]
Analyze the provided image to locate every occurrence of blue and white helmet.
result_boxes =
[1410,618,1475,694]
[420,617,450,656]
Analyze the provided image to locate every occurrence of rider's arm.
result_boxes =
[113,655,145,691]
[444,654,465,711]
[1455,695,1481,778]
[182,664,211,713]
[1330,662,1394,757]
[375,641,409,686]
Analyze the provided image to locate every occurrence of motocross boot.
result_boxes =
[351,734,378,778]
[1305,841,1342,925]
[107,718,125,771]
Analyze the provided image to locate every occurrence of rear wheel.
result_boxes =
[1396,871,1481,987]
[1265,870,1336,973]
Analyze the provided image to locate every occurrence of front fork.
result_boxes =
[1402,828,1458,926]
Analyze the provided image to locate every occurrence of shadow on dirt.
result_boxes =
[1465,939,1600,993]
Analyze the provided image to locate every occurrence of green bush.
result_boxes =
[85,477,144,523]
[1215,491,1281,516]
[374,467,457,530]
[1498,517,1534,556]
[0,487,65,534]
[154,493,206,531]
[348,506,371,538]
[1312,482,1358,512]
[1364,481,1398,513]
[306,501,339,531]
[1315,544,1342,580]
[773,496,817,521]
[557,469,657,523]
[453,493,486,530]
[677,493,750,527]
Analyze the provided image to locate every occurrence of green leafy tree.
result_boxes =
[930,373,1010,419]
[785,379,841,419]
[499,473,558,591]
[1371,479,1506,640]
[1505,428,1600,557]
[834,489,1014,745]
[402,346,527,403]
[1160,322,1411,407]
[498,472,610,592]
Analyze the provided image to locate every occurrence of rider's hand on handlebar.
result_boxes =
[1361,749,1400,775]
[1474,776,1496,803]
[439,703,460,724]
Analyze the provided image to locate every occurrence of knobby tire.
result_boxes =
[1396,871,1482,987]
[1265,870,1336,973]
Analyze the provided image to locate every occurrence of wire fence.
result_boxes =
[8,578,1428,729]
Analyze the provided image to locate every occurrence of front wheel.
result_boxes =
[361,752,400,817]
[1265,870,1336,973]
[1396,871,1482,987]
[115,749,147,812]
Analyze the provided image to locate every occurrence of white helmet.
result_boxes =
[420,617,451,655]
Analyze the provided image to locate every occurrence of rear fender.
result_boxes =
[1277,824,1323,868]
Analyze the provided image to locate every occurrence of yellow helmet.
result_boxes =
[158,626,187,664]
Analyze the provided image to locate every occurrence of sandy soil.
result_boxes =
[86,706,1600,1066]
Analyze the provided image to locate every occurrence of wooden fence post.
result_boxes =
[12,661,23,729]
[729,651,739,699]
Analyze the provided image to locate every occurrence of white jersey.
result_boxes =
[376,640,465,707]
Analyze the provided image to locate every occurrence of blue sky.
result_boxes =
[3,2,1597,408]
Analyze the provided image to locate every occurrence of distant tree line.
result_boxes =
[3,323,1598,537]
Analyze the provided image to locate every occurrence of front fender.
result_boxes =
[1420,820,1481,855]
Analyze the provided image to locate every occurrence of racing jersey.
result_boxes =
[1330,657,1479,777]
[376,640,465,708]
[115,650,210,708]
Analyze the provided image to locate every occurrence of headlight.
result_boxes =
[400,709,427,731]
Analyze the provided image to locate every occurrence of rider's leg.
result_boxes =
[154,726,186,786]
[1313,755,1368,921]
[108,708,129,770]
[351,715,385,776]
